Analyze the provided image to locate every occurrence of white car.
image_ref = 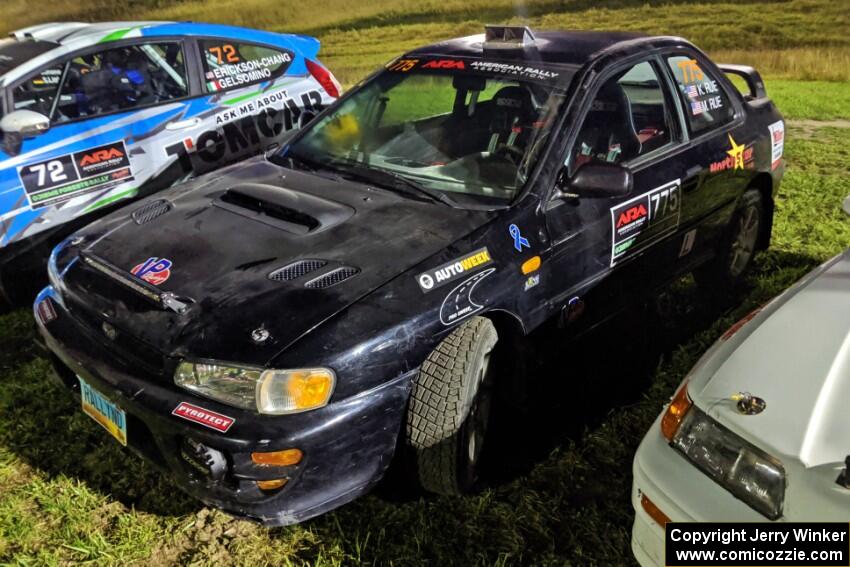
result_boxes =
[631,198,850,566]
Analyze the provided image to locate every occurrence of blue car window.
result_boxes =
[200,40,294,93]
[48,42,188,123]
[11,64,65,117]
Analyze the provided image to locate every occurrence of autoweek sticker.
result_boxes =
[173,402,234,433]
[416,247,493,293]
[610,179,681,266]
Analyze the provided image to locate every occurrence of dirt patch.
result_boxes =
[787,119,850,139]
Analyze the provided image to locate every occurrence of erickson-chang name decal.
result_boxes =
[416,247,493,293]
[610,179,681,266]
[18,141,133,209]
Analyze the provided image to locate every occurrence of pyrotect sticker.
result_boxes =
[172,402,235,433]
[768,120,785,170]
[131,257,173,286]
[18,141,134,209]
[416,247,493,293]
[610,179,681,266]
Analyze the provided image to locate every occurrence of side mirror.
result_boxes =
[559,163,633,199]
[843,195,850,218]
[1,109,50,156]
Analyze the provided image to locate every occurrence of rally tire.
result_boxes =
[406,316,498,496]
[695,188,764,293]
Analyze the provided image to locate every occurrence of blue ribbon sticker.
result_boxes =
[509,224,530,252]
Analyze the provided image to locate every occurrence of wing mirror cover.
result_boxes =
[558,162,633,199]
[1,109,50,156]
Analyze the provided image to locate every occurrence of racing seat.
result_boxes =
[574,81,641,166]
[486,85,536,155]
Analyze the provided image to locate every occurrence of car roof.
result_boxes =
[1,21,321,87]
[405,29,684,68]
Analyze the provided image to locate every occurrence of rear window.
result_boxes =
[666,55,736,135]
[200,40,294,93]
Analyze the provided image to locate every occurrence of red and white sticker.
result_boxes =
[768,120,785,171]
[35,298,57,324]
[172,402,234,433]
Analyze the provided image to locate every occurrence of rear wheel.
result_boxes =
[695,188,763,292]
[405,316,498,495]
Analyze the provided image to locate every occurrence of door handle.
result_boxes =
[683,165,703,193]
[166,118,201,131]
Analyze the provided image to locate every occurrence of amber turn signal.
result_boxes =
[521,256,541,275]
[641,493,671,526]
[256,478,288,491]
[252,448,303,467]
[661,382,692,440]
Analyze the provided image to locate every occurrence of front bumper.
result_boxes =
[35,287,414,526]
[630,413,766,567]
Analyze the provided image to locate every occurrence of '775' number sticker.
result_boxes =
[610,179,681,266]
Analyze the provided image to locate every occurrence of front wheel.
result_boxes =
[405,316,498,495]
[695,188,764,292]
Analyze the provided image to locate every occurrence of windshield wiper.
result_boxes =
[332,162,457,207]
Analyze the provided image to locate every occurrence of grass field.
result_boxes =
[1,0,849,565]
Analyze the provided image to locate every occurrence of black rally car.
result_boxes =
[36,26,785,524]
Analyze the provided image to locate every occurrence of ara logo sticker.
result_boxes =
[616,204,648,229]
[440,268,496,325]
[131,257,173,286]
[172,402,234,433]
[422,59,466,70]
[508,224,530,252]
[416,247,493,293]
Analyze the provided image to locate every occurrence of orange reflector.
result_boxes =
[641,493,671,526]
[256,478,288,491]
[661,382,692,441]
[252,448,303,467]
[521,256,541,275]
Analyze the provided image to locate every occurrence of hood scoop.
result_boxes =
[215,183,354,235]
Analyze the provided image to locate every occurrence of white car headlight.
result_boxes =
[672,407,785,519]
[174,361,335,415]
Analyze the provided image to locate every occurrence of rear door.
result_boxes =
[0,40,194,249]
[162,37,333,178]
[658,50,746,265]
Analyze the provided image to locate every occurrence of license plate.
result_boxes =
[78,376,127,446]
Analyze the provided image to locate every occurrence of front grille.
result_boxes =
[304,266,360,289]
[132,199,172,224]
[268,259,327,282]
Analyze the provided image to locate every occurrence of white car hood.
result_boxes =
[688,249,850,469]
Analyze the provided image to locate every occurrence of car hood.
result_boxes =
[688,249,850,469]
[62,157,493,364]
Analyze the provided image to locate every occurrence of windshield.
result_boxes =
[0,38,57,76]
[275,58,571,207]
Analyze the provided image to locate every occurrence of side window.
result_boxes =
[12,64,64,116]
[666,55,735,135]
[46,42,187,123]
[570,61,673,172]
[200,40,294,93]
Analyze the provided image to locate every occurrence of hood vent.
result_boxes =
[132,199,172,224]
[268,259,327,282]
[304,266,360,289]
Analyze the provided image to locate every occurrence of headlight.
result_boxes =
[672,407,785,519]
[174,361,335,415]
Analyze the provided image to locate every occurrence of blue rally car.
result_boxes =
[0,21,340,305]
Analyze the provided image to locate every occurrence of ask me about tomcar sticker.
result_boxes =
[610,179,681,266]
